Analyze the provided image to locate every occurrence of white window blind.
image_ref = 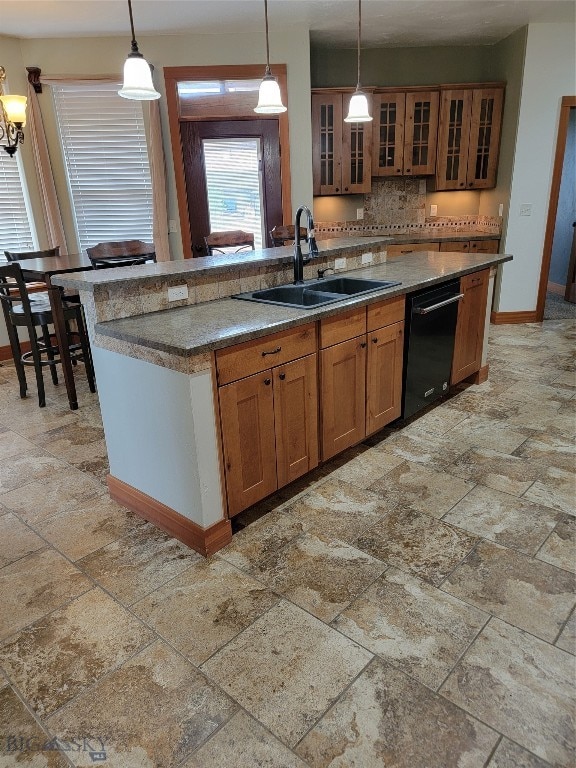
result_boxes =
[0,152,35,258]
[53,82,153,252]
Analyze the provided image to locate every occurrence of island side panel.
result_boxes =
[93,347,226,534]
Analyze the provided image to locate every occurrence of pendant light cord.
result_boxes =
[264,0,271,75]
[127,0,139,54]
[356,0,362,90]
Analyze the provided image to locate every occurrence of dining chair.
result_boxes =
[204,230,255,256]
[86,240,156,269]
[4,247,60,295]
[269,225,308,247]
[0,263,95,408]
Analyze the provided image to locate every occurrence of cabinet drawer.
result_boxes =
[439,241,470,252]
[461,269,490,291]
[320,307,366,348]
[470,240,499,254]
[216,323,317,385]
[367,295,405,332]
[386,242,440,256]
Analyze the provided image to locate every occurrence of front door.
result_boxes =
[180,120,283,256]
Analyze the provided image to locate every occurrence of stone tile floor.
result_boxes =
[0,319,574,767]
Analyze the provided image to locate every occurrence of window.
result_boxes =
[0,152,35,260]
[53,82,153,252]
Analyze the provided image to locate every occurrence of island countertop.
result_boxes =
[90,249,512,358]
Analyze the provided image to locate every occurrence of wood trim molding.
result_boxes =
[467,364,489,385]
[107,475,232,557]
[490,310,539,324]
[0,340,31,361]
[547,281,565,296]
[163,64,292,259]
[536,95,576,321]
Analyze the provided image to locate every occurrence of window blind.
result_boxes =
[53,82,153,252]
[0,152,35,258]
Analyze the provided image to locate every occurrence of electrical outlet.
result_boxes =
[167,284,188,302]
[520,204,532,217]
[168,219,178,233]
[361,252,373,265]
[429,204,438,217]
[356,208,364,220]
[498,203,504,217]
[334,257,347,270]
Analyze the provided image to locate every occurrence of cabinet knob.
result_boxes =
[406,169,411,173]
[468,182,473,187]
[279,372,286,380]
[264,378,271,386]
[397,169,402,173]
[360,341,367,348]
[335,187,340,192]
[344,187,349,192]
[372,337,378,343]
[459,183,464,187]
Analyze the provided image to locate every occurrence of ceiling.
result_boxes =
[0,0,573,48]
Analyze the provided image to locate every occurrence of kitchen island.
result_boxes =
[55,238,512,556]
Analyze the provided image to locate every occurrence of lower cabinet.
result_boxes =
[440,240,500,254]
[451,269,490,384]
[320,297,405,461]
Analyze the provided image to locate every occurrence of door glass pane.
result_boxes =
[203,138,264,249]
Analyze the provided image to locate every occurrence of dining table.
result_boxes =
[20,253,94,410]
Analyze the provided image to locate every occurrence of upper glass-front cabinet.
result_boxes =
[435,86,504,190]
[372,90,439,177]
[312,91,372,195]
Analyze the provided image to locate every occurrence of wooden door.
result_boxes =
[451,270,490,385]
[180,120,283,255]
[366,321,404,435]
[312,93,343,195]
[466,87,504,189]
[404,91,439,176]
[435,89,473,191]
[342,93,373,193]
[219,371,277,516]
[274,354,319,487]
[321,337,366,460]
[372,93,405,177]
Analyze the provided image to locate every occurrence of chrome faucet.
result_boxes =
[293,205,319,284]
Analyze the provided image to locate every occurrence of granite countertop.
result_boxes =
[94,250,512,358]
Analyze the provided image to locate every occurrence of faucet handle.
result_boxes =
[308,235,319,258]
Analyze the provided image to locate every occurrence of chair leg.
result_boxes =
[28,327,47,408]
[75,308,96,393]
[41,324,59,385]
[5,321,27,398]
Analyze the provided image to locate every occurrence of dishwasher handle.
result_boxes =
[413,293,464,315]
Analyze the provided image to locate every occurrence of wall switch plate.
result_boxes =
[498,203,504,217]
[361,252,373,264]
[356,208,364,220]
[168,219,178,233]
[167,284,188,302]
[429,204,438,216]
[334,257,347,270]
[520,204,532,216]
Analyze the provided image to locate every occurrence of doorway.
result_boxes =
[537,97,576,320]
[181,120,283,255]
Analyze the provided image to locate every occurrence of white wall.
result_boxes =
[495,22,576,313]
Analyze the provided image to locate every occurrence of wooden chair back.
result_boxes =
[269,225,308,247]
[4,247,60,261]
[204,230,255,256]
[86,240,156,269]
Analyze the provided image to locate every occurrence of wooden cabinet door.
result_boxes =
[440,241,470,252]
[435,89,473,191]
[274,354,319,487]
[451,270,490,385]
[372,93,405,177]
[321,337,366,460]
[366,321,404,435]
[219,371,277,516]
[469,239,500,254]
[342,92,373,193]
[466,88,504,189]
[312,93,343,195]
[404,90,439,176]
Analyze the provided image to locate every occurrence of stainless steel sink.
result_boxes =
[233,276,401,309]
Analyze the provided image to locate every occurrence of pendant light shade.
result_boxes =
[118,0,160,101]
[344,0,372,123]
[254,0,286,115]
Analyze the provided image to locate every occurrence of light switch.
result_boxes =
[498,203,504,217]
[430,204,438,216]
[356,208,364,220]
[520,204,532,217]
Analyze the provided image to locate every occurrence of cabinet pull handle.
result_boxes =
[278,372,286,380]
[264,378,271,386]
[401,249,414,253]
[372,337,378,343]
[262,346,281,357]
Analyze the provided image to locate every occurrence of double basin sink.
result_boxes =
[234,276,402,309]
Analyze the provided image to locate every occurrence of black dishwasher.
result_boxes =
[402,279,463,419]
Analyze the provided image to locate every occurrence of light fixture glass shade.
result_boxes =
[118,54,160,101]
[0,94,27,125]
[344,90,372,123]
[254,74,286,114]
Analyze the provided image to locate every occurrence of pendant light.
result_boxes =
[118,0,160,101]
[254,0,286,114]
[344,0,372,123]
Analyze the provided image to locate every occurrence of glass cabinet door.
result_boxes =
[436,89,472,190]
[342,92,373,194]
[466,88,504,189]
[404,90,439,176]
[312,93,343,195]
[372,93,405,176]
